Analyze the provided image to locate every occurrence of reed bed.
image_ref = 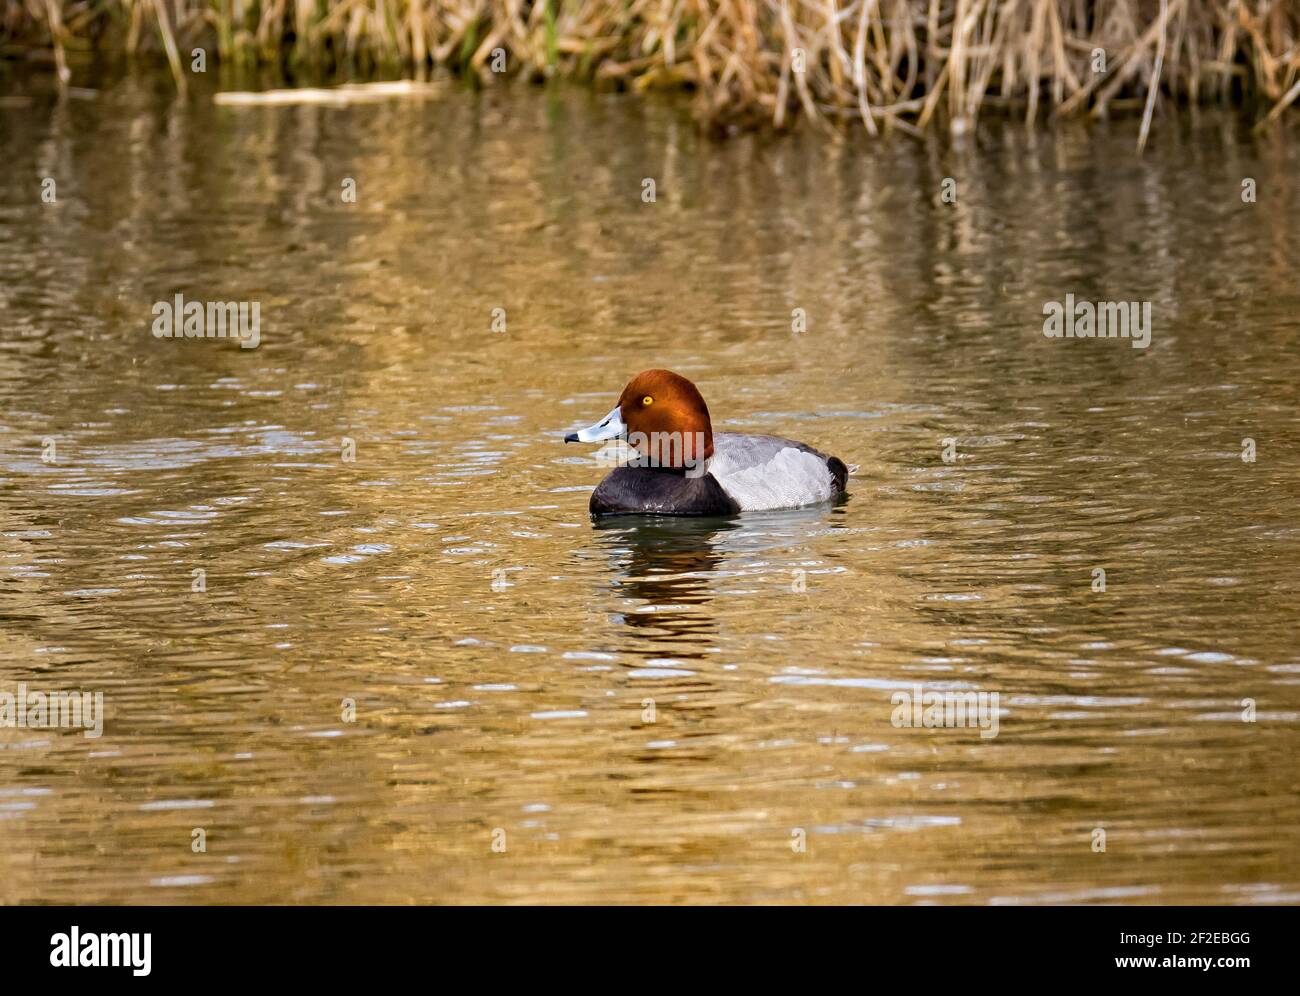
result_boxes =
[4,1,1300,136]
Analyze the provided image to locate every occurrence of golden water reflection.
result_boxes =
[1,71,1299,903]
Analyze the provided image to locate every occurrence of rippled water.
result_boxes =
[2,69,1299,904]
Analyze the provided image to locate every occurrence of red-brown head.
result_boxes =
[565,369,714,470]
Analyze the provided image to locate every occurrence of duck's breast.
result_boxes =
[707,432,846,511]
[590,466,741,517]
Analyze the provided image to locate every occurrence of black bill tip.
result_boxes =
[563,432,579,443]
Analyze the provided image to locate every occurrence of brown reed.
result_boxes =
[3,1,1298,138]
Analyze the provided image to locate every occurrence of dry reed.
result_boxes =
[3,1,1299,137]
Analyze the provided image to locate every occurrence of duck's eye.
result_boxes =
[642,396,654,406]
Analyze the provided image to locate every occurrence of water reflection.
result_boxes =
[594,516,732,659]
[1,67,1299,904]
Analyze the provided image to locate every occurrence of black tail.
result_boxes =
[827,456,849,493]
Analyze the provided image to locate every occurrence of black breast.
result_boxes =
[589,467,741,517]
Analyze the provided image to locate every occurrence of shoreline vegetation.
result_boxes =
[3,1,1299,140]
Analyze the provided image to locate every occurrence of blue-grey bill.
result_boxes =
[565,406,625,443]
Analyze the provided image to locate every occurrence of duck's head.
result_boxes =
[564,369,714,469]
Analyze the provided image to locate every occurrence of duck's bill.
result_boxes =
[564,406,625,443]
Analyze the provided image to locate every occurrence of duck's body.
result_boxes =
[565,370,849,517]
[707,433,848,510]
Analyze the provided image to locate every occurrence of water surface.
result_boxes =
[2,72,1299,903]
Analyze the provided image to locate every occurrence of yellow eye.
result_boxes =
[642,396,654,406]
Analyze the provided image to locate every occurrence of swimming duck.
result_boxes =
[564,369,848,516]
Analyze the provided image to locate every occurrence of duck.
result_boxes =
[563,369,849,516]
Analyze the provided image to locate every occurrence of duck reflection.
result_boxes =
[592,506,842,660]
[592,515,738,659]
[590,508,843,770]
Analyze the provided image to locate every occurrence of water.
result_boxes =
[2,70,1299,904]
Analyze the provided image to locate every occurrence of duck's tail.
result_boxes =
[828,457,850,493]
